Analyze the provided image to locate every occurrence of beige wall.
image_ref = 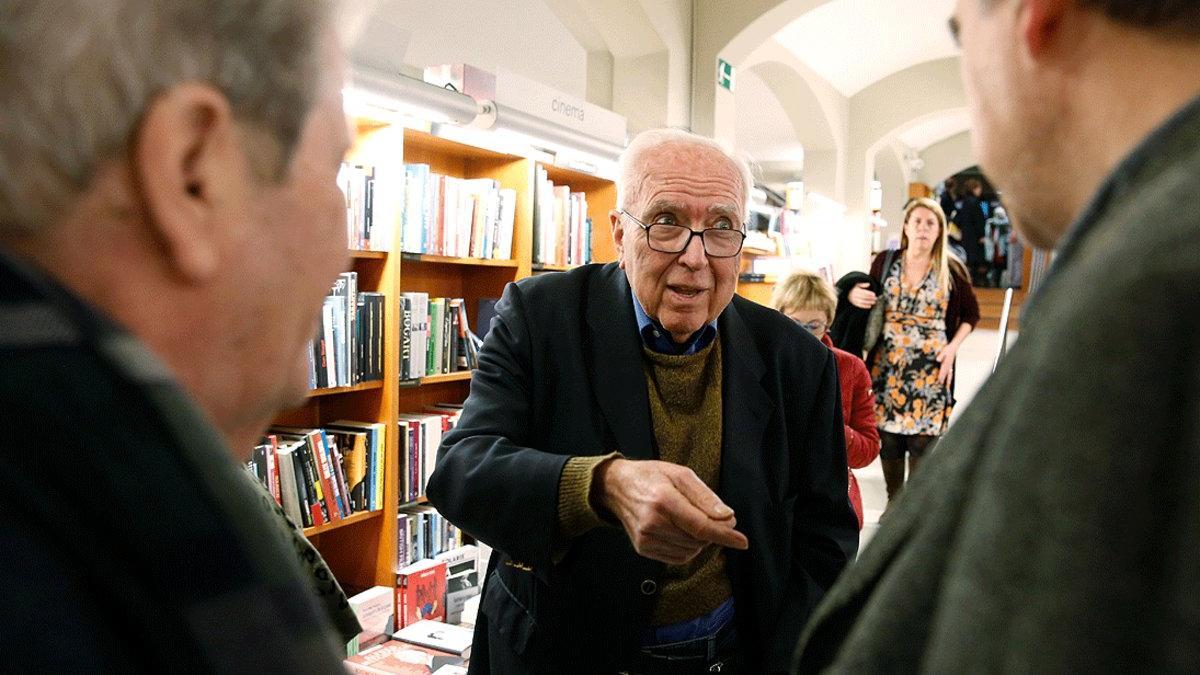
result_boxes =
[355,0,590,98]
[920,131,976,188]
[613,52,671,134]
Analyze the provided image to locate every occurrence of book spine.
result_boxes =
[375,294,385,381]
[346,272,357,385]
[401,296,412,380]
[306,435,334,522]
[315,431,345,519]
[277,446,303,526]
[330,435,354,516]
[297,440,325,526]
[364,171,374,250]
[266,435,281,506]
[373,424,385,510]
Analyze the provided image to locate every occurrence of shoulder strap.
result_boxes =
[879,249,897,285]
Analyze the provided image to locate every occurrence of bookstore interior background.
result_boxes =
[253,0,1042,668]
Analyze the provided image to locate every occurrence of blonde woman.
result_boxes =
[850,198,979,511]
[772,271,880,529]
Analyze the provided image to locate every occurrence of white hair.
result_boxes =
[617,128,755,224]
[0,0,328,235]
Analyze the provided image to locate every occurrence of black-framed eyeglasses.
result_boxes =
[619,209,746,258]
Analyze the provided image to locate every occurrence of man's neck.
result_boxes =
[1055,30,1200,241]
[4,219,250,456]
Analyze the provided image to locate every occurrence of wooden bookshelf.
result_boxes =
[736,280,776,307]
[417,371,473,386]
[401,253,519,268]
[269,122,622,593]
[531,263,575,272]
[399,496,430,509]
[302,509,383,537]
[306,380,384,398]
[540,162,618,265]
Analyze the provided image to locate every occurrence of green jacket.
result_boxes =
[796,95,1200,673]
[0,249,358,672]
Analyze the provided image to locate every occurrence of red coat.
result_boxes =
[823,334,880,528]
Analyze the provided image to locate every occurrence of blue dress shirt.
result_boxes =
[630,289,718,355]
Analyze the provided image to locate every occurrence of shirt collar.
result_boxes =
[630,287,718,356]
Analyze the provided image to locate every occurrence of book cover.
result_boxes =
[395,559,447,628]
[394,620,472,658]
[328,429,368,512]
[434,545,480,625]
[349,586,396,651]
[344,639,464,675]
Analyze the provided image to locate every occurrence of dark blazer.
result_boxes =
[0,250,349,672]
[427,262,858,674]
[794,97,1200,673]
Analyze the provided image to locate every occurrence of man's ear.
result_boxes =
[610,209,626,269]
[1020,0,1071,58]
[133,83,242,283]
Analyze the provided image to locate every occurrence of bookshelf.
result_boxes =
[268,119,619,594]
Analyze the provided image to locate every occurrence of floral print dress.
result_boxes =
[871,260,953,436]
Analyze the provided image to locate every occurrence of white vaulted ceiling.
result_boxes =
[895,108,971,151]
[773,0,959,97]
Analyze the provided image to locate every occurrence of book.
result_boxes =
[344,640,465,675]
[394,620,472,659]
[395,559,447,628]
[275,441,304,526]
[328,420,387,512]
[349,586,397,652]
[434,546,480,625]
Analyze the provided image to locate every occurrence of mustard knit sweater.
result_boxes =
[557,338,731,626]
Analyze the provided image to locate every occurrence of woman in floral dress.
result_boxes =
[854,198,979,514]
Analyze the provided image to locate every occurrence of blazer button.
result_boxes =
[640,579,657,595]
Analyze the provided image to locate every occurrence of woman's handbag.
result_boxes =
[862,249,897,356]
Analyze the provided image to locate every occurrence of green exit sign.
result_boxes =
[717,58,736,92]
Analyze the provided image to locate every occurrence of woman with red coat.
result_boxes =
[773,271,880,528]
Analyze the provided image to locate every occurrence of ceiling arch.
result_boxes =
[773,0,958,97]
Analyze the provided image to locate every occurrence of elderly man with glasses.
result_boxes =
[427,128,857,675]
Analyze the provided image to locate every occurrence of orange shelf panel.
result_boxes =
[307,380,384,398]
[303,509,382,538]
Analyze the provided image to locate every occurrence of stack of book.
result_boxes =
[397,406,463,503]
[533,166,591,267]
[247,422,385,528]
[338,162,393,252]
[396,507,464,570]
[400,164,516,261]
[308,272,386,390]
[344,638,467,675]
[399,295,481,380]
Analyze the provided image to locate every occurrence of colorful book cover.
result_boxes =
[395,559,447,628]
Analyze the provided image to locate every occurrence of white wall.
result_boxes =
[613,52,671,133]
[354,0,590,99]
[874,145,908,246]
[920,131,975,187]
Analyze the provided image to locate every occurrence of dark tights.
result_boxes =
[879,432,937,461]
[879,432,938,505]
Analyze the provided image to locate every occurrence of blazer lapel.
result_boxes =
[585,264,655,460]
[716,300,775,514]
